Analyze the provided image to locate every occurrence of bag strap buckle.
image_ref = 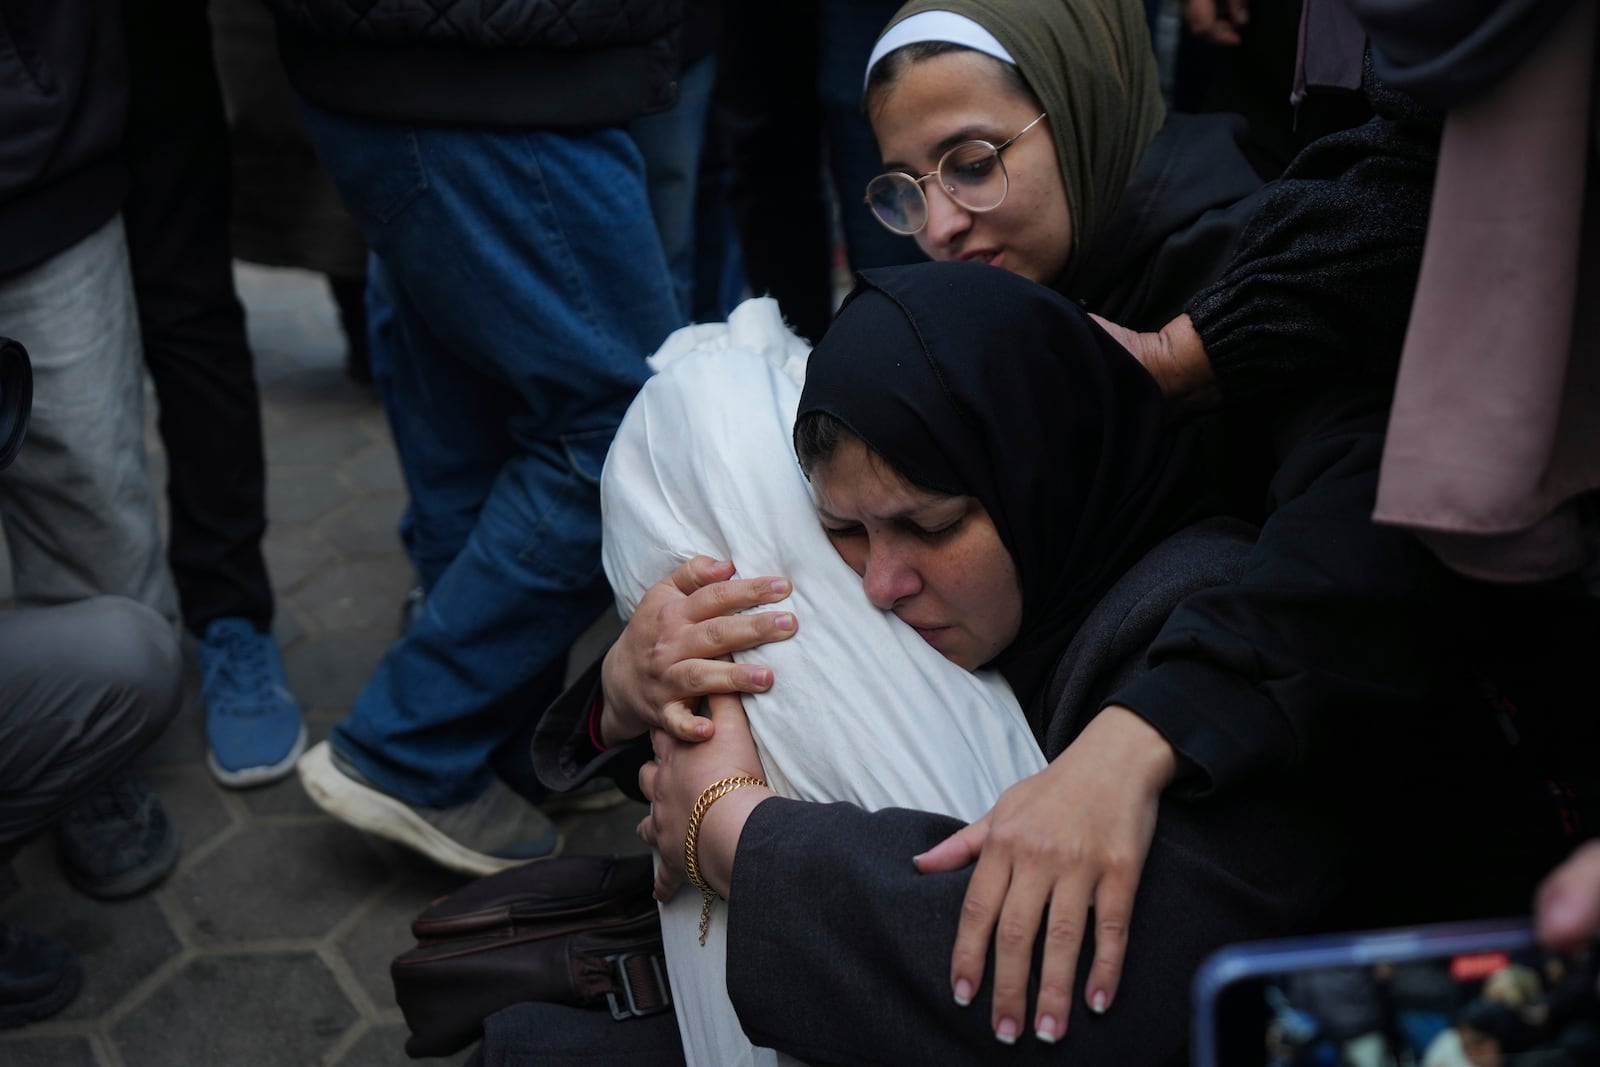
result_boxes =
[605,951,672,1021]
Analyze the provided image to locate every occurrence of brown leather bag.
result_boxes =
[390,853,670,1058]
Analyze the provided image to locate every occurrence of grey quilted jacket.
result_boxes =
[266,0,682,128]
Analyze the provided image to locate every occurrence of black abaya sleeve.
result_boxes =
[1185,113,1439,409]
[726,789,1341,1066]
[531,651,651,803]
[1110,391,1464,795]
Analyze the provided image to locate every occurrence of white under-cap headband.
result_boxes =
[864,11,1017,93]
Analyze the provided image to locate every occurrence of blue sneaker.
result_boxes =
[198,617,307,788]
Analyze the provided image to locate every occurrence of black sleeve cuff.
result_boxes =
[531,649,650,802]
[1110,660,1297,797]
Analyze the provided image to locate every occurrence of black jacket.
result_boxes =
[0,1,129,279]
[265,0,682,129]
[1076,105,1440,412]
[1186,102,1441,408]
[1075,112,1267,333]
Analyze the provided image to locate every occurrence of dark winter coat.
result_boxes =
[263,0,683,129]
[0,1,129,279]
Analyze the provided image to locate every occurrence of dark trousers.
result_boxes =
[123,0,274,635]
[717,3,832,343]
[716,0,919,344]
[470,1001,685,1067]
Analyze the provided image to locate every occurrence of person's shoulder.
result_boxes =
[1115,517,1256,604]
[1039,517,1256,749]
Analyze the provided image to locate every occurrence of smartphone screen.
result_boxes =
[1193,920,1600,1067]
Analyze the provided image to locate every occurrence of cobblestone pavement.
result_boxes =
[0,264,646,1067]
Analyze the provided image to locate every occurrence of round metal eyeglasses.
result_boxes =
[864,112,1048,236]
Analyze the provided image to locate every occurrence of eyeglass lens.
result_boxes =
[865,141,1009,235]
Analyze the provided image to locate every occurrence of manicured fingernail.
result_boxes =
[1090,989,1109,1014]
[995,1018,1019,1045]
[952,978,973,1007]
[1035,1015,1058,1043]
[768,578,790,594]
[773,613,795,631]
[750,667,773,688]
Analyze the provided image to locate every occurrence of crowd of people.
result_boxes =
[1262,952,1600,1066]
[1,0,1598,1063]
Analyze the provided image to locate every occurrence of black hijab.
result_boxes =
[796,261,1204,709]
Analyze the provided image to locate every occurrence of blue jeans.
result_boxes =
[362,253,420,571]
[300,104,681,806]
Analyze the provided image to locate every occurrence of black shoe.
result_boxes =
[0,922,81,1029]
[54,772,180,900]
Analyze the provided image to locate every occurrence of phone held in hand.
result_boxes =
[1192,917,1600,1067]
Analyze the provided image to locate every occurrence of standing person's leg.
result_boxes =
[294,110,680,873]
[121,0,303,787]
[1144,0,1163,34]
[718,1,834,343]
[629,53,717,323]
[0,219,176,620]
[360,255,426,631]
[329,274,370,383]
[363,254,401,429]
[692,95,748,323]
[817,0,925,273]
[122,0,270,633]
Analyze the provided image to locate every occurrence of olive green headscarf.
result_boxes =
[872,0,1165,292]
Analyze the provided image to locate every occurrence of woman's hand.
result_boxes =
[637,693,773,902]
[1089,313,1220,417]
[1182,0,1249,46]
[1536,839,1600,952]
[599,556,798,746]
[914,705,1177,1045]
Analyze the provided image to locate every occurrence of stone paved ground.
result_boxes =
[0,264,645,1067]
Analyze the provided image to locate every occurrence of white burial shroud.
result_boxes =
[600,297,1048,1067]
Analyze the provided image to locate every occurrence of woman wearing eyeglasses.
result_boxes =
[856,0,1437,411]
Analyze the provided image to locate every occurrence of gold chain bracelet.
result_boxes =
[683,775,767,945]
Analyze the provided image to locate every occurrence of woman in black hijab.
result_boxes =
[632,261,1348,1061]
[787,260,1203,710]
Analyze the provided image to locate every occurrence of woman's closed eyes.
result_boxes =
[821,514,967,543]
[810,437,1021,670]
